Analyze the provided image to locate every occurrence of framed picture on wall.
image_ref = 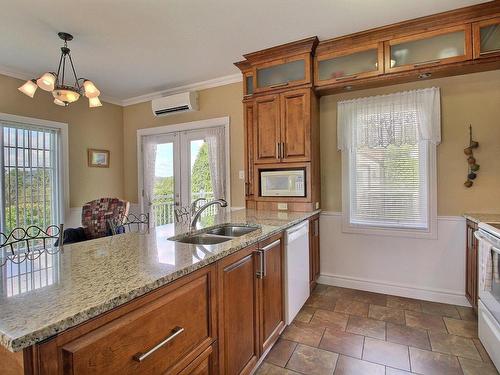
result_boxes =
[88,149,110,168]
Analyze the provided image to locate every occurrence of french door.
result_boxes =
[140,126,226,226]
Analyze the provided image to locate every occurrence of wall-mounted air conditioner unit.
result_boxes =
[151,91,199,116]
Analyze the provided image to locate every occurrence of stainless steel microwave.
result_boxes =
[260,169,306,197]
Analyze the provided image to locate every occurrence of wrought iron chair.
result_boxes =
[108,213,150,235]
[0,224,64,266]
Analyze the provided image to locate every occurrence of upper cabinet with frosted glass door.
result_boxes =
[314,42,384,87]
[241,37,318,95]
[473,17,500,59]
[384,24,473,73]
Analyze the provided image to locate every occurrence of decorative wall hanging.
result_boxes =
[88,149,110,168]
[464,125,480,188]
[18,32,102,108]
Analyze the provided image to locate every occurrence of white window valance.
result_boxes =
[337,87,441,150]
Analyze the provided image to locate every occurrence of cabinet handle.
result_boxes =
[335,74,358,81]
[257,239,280,278]
[133,326,184,362]
[479,49,500,56]
[281,142,285,158]
[255,249,264,279]
[276,142,280,159]
[269,82,289,88]
[413,59,442,67]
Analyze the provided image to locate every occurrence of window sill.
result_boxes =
[341,220,438,240]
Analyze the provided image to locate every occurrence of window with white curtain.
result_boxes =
[337,87,441,238]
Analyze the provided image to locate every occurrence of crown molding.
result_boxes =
[121,73,242,107]
[0,65,242,107]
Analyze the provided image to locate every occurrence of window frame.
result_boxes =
[0,113,69,229]
[341,135,438,240]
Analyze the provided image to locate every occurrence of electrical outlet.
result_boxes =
[277,203,288,210]
[239,170,245,180]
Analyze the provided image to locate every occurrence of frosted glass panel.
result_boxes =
[257,60,305,88]
[246,75,254,95]
[318,49,378,80]
[480,24,500,54]
[390,31,465,67]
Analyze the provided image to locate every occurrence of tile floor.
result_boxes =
[255,285,499,375]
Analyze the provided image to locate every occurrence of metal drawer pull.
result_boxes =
[276,142,280,159]
[269,82,289,88]
[133,326,185,362]
[413,59,442,67]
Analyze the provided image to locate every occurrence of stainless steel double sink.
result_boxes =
[172,224,259,245]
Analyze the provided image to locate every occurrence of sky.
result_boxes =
[155,139,204,177]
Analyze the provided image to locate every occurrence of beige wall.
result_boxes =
[122,82,245,207]
[320,70,500,216]
[2,68,498,217]
[0,74,124,208]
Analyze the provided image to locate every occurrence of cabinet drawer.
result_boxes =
[61,274,212,375]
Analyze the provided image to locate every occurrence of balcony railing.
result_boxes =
[151,192,216,226]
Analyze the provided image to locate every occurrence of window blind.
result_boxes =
[350,140,428,229]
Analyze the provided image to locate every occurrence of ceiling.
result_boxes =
[0,0,490,104]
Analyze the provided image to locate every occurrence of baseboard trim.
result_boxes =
[317,272,470,307]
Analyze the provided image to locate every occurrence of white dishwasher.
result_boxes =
[284,220,310,325]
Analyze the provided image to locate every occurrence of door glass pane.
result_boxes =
[480,24,500,54]
[318,49,378,80]
[190,139,214,215]
[390,31,465,67]
[257,60,305,88]
[151,142,175,226]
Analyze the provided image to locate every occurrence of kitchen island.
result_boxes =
[0,208,320,375]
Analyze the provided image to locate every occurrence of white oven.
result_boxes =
[260,169,305,197]
[475,222,500,371]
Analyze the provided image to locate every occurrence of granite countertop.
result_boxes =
[0,208,320,352]
[463,213,500,224]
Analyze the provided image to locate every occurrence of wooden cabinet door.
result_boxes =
[280,89,311,163]
[254,95,280,164]
[309,215,320,292]
[257,235,285,355]
[244,102,255,197]
[465,220,478,312]
[384,24,472,73]
[217,244,260,375]
[473,17,500,59]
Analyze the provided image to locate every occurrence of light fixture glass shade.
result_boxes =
[18,80,38,98]
[52,87,80,104]
[36,72,56,91]
[83,80,100,98]
[53,98,66,106]
[88,96,102,108]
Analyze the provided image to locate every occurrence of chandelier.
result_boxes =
[18,32,102,108]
